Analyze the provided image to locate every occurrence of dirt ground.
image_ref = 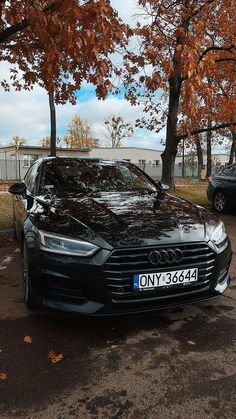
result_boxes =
[0,214,235,419]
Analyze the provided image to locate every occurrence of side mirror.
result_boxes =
[157,181,170,191]
[9,182,26,195]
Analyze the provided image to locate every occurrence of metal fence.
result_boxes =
[0,159,31,181]
[0,158,202,182]
[138,163,199,179]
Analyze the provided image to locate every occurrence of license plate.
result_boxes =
[133,268,198,290]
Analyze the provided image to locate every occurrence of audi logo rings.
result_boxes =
[148,248,183,265]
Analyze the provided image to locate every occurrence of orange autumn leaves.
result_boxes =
[0,372,7,380]
[23,335,32,344]
[0,336,33,381]
[47,351,64,364]
[127,0,236,135]
[22,335,63,363]
[0,1,130,104]
[123,0,236,185]
[1,335,64,381]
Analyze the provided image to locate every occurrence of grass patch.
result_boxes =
[170,185,211,208]
[0,194,13,230]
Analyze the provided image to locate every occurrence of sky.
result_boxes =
[0,1,166,150]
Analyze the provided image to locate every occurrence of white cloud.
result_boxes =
[57,96,152,145]
[111,0,139,26]
[0,65,164,149]
[0,75,140,145]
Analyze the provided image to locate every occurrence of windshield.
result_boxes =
[40,159,158,195]
[221,165,236,177]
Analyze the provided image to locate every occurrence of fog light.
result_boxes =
[215,267,230,293]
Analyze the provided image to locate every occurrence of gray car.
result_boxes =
[207,164,236,213]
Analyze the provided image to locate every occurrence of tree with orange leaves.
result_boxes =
[180,57,236,174]
[124,0,236,186]
[0,1,129,155]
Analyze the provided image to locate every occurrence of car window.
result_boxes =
[118,164,155,190]
[222,166,236,177]
[231,167,236,177]
[40,159,158,195]
[24,162,39,194]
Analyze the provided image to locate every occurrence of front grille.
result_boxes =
[103,243,216,302]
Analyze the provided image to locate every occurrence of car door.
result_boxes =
[14,161,40,238]
[220,166,236,205]
[228,166,236,204]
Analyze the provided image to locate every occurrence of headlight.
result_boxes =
[39,231,99,257]
[209,221,228,253]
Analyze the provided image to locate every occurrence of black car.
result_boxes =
[207,164,236,213]
[9,157,232,316]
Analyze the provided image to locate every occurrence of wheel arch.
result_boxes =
[213,187,224,198]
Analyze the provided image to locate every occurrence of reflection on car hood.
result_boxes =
[31,191,218,248]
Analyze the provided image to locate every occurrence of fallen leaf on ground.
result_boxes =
[48,351,64,363]
[187,340,196,346]
[23,336,32,344]
[110,345,118,349]
[0,372,7,380]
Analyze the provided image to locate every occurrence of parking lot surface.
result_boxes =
[0,214,235,419]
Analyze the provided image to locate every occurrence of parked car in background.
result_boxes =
[207,164,236,213]
[212,165,224,174]
[9,157,232,316]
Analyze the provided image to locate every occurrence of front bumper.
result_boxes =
[32,242,232,316]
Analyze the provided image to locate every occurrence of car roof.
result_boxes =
[222,163,236,170]
[41,156,128,164]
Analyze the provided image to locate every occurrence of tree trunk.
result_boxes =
[161,75,182,188]
[195,136,203,180]
[161,149,177,186]
[206,120,212,178]
[49,90,56,157]
[229,130,236,164]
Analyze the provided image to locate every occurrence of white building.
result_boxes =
[175,153,231,177]
[89,147,162,166]
[0,145,89,180]
[89,147,230,178]
[89,147,163,178]
[0,145,230,181]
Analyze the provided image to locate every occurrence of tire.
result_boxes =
[22,240,38,311]
[213,191,228,213]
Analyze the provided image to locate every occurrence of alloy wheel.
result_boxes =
[214,192,225,212]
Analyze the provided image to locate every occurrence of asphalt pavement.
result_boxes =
[0,215,235,419]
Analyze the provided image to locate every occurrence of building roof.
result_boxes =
[91,147,163,152]
[0,145,90,152]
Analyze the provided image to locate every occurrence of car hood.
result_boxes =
[30,191,219,249]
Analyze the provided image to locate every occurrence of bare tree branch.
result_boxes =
[0,2,57,44]
[177,121,236,141]
[198,45,235,65]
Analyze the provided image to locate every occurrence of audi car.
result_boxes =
[207,164,236,213]
[9,157,232,315]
